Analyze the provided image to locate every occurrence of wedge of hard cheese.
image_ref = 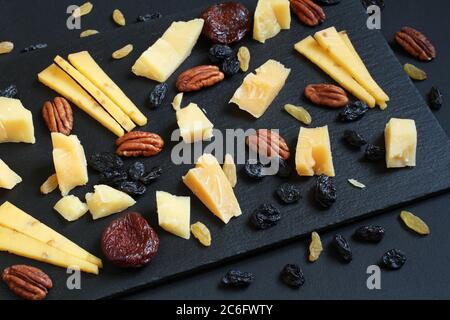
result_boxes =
[294,36,376,108]
[385,118,417,168]
[38,64,125,137]
[156,191,190,240]
[0,159,22,190]
[183,154,241,224]
[253,0,290,43]
[0,201,102,269]
[0,97,35,144]
[54,55,136,132]
[132,18,204,82]
[176,103,214,143]
[68,51,147,126]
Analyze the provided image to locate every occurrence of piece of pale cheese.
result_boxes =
[268,0,291,29]
[385,118,417,168]
[0,97,35,144]
[230,59,290,118]
[253,0,281,43]
[51,133,88,196]
[222,154,237,188]
[0,225,98,274]
[54,55,136,132]
[156,191,190,240]
[294,36,376,108]
[54,195,89,222]
[172,92,183,111]
[68,51,147,126]
[0,159,22,190]
[183,154,241,224]
[86,185,136,220]
[314,27,388,106]
[132,18,204,82]
[38,64,125,137]
[0,201,102,267]
[295,126,335,177]
[176,103,214,143]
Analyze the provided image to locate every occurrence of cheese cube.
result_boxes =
[230,59,290,118]
[0,159,22,190]
[51,133,88,196]
[132,19,204,82]
[295,126,335,177]
[156,191,190,239]
[86,185,136,220]
[183,154,241,224]
[0,97,35,144]
[385,118,417,168]
[54,195,89,222]
[253,0,290,43]
[176,103,214,143]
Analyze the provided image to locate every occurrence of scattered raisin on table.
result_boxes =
[0,84,18,98]
[354,225,385,243]
[429,86,443,110]
[21,43,47,53]
[244,160,265,179]
[99,170,128,187]
[209,44,234,63]
[364,144,385,161]
[333,234,352,263]
[315,175,336,208]
[118,181,147,196]
[343,130,367,148]
[276,183,301,204]
[140,167,163,185]
[128,162,145,181]
[222,270,254,287]
[277,158,292,178]
[382,249,406,270]
[88,152,124,173]
[137,13,162,22]
[280,264,305,288]
[149,83,168,108]
[221,57,240,77]
[251,204,281,230]
[338,101,369,122]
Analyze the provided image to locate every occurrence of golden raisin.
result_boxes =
[80,29,99,38]
[72,2,93,18]
[400,211,430,235]
[191,222,211,247]
[284,104,312,125]
[0,41,14,55]
[40,174,58,195]
[237,46,250,72]
[112,44,133,59]
[309,231,323,262]
[112,9,126,26]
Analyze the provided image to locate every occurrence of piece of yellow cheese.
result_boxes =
[183,154,241,224]
[230,59,290,118]
[156,191,190,240]
[0,97,35,144]
[253,0,290,43]
[0,159,22,190]
[68,51,147,126]
[132,18,204,82]
[385,118,417,168]
[314,27,389,107]
[0,201,102,267]
[295,126,335,177]
[54,195,89,222]
[222,154,237,188]
[0,225,99,274]
[85,184,136,220]
[294,36,376,108]
[176,103,214,143]
[269,0,291,29]
[51,133,88,196]
[38,64,125,137]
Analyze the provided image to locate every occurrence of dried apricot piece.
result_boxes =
[400,210,430,235]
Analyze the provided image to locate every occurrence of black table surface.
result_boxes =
[1,0,449,299]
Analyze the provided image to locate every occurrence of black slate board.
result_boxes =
[1,0,450,300]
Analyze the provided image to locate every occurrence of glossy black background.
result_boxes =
[0,0,449,299]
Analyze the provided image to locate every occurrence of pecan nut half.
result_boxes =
[176,65,225,92]
[2,265,52,300]
[116,131,164,157]
[395,27,436,61]
[305,84,348,108]
[290,0,325,27]
[246,129,290,160]
[42,97,73,135]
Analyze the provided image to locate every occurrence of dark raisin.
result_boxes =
[0,84,18,98]
[276,158,292,178]
[221,270,254,287]
[118,181,147,196]
[354,225,385,243]
[338,101,369,122]
[251,204,281,230]
[221,57,240,77]
[429,86,443,110]
[149,83,168,108]
[315,175,336,208]
[137,13,162,22]
[276,183,301,204]
[140,167,163,185]
[21,43,47,53]
[99,170,128,187]
[343,130,367,148]
[361,0,385,10]
[364,144,385,161]
[209,44,234,63]
[382,249,406,270]
[333,234,352,263]
[88,153,124,173]
[128,162,145,181]
[244,160,264,179]
[280,264,305,288]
